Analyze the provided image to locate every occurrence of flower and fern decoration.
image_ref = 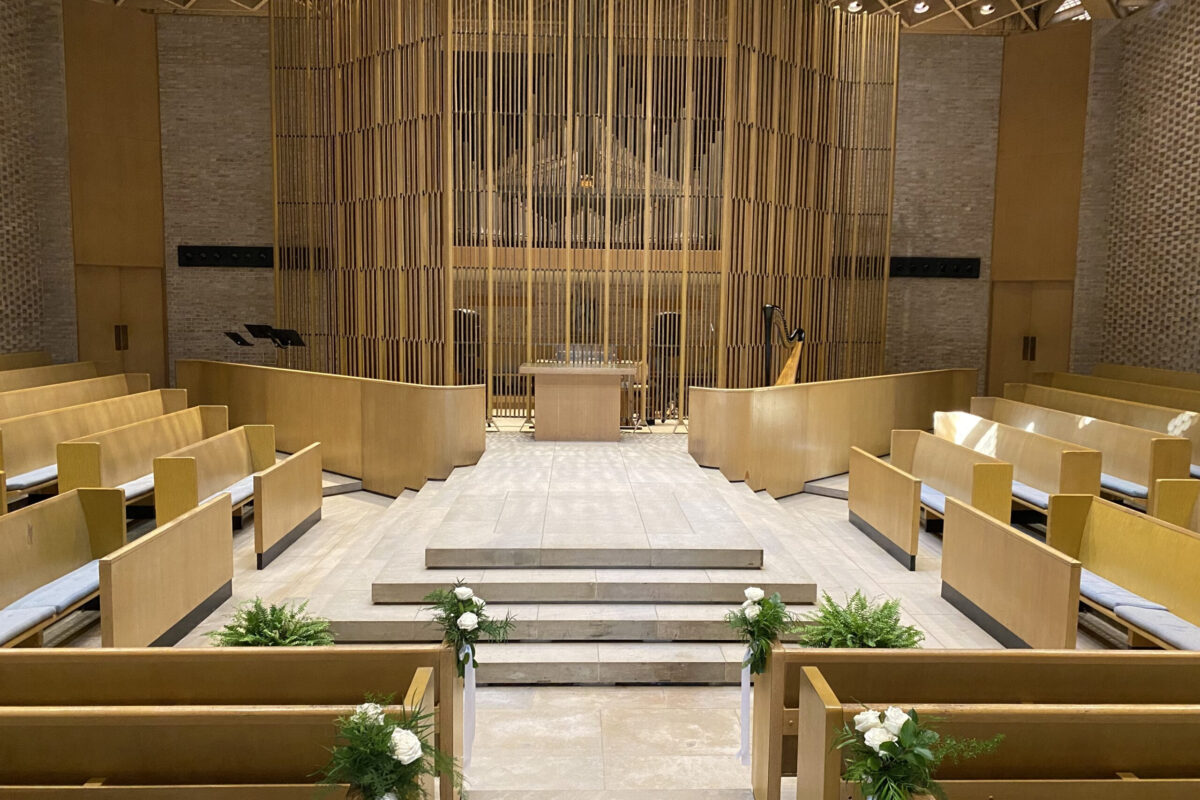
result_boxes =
[798,590,924,650]
[319,695,460,800]
[423,581,516,678]
[207,597,334,647]
[836,706,1003,800]
[724,587,801,674]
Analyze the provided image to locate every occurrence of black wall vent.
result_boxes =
[889,256,980,279]
[178,245,273,269]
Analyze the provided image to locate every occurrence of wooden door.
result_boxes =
[986,281,1073,394]
[75,265,167,387]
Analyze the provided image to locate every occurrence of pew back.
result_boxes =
[57,406,229,494]
[972,396,1191,502]
[1094,363,1200,392]
[0,352,51,372]
[934,410,1101,497]
[0,489,126,609]
[1048,495,1200,627]
[891,429,1012,520]
[1035,372,1200,414]
[0,363,97,394]
[0,390,188,483]
[0,375,152,421]
[153,426,275,526]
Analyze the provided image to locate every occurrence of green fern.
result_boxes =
[798,590,924,649]
[208,598,335,647]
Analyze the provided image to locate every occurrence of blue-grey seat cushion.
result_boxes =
[1011,480,1049,510]
[1100,472,1149,499]
[1079,569,1167,612]
[1191,464,1200,479]
[0,606,56,644]
[7,561,100,614]
[117,473,155,500]
[1115,605,1200,650]
[5,464,58,491]
[920,484,947,515]
[202,475,255,508]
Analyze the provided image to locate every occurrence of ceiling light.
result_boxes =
[847,1,864,11]
[914,1,930,12]
[980,2,996,14]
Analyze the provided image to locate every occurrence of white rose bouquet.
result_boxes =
[835,706,1003,800]
[724,587,800,674]
[319,694,460,800]
[423,580,516,678]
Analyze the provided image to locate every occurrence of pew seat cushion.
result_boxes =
[1115,605,1200,650]
[201,474,255,508]
[4,464,58,491]
[1191,464,1200,479]
[117,473,155,500]
[919,485,947,515]
[7,561,100,614]
[1100,472,1149,500]
[1011,480,1049,510]
[1079,569,1167,612]
[0,606,56,644]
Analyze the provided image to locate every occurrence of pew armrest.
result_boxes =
[253,442,323,569]
[1059,449,1103,495]
[795,666,843,800]
[969,461,1015,522]
[152,456,200,527]
[57,441,103,496]
[942,498,1080,649]
[848,447,921,570]
[1046,494,1094,558]
[1149,478,1200,530]
[100,495,234,648]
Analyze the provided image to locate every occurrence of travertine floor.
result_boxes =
[62,431,1111,796]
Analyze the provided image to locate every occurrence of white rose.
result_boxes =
[457,611,479,631]
[382,794,398,800]
[744,587,765,602]
[472,596,486,609]
[454,586,474,601]
[863,726,897,755]
[744,604,761,621]
[853,708,883,733]
[882,706,910,736]
[354,702,386,724]
[390,727,424,765]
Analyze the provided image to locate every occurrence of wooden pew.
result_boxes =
[1006,383,1200,478]
[0,646,459,800]
[0,352,51,371]
[0,489,125,648]
[972,396,1191,510]
[1,390,187,504]
[1048,495,1200,650]
[751,648,1200,800]
[1094,363,1200,392]
[57,406,229,505]
[1034,371,1200,415]
[0,363,98,394]
[0,375,151,420]
[941,498,1080,648]
[933,410,1101,521]
[153,426,322,568]
[100,495,233,647]
[847,431,1012,569]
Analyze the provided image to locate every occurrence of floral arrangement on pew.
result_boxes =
[725,587,801,764]
[798,590,924,649]
[836,706,1003,800]
[319,696,460,800]
[207,597,334,647]
[423,581,515,768]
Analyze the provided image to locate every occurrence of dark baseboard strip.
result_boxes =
[941,582,1030,649]
[150,580,233,647]
[849,510,916,571]
[257,508,322,570]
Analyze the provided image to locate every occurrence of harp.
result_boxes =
[763,304,805,386]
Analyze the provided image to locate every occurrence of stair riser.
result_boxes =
[424,548,764,569]
[476,660,742,685]
[331,618,798,643]
[372,583,818,605]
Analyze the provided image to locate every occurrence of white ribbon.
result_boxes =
[737,647,751,766]
[459,644,476,769]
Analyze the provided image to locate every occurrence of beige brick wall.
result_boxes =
[157,15,276,379]
[1102,0,1200,372]
[885,35,1003,391]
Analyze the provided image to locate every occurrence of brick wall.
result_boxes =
[157,15,276,378]
[0,0,75,360]
[1102,0,1200,371]
[885,34,1003,391]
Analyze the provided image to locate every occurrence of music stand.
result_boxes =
[245,323,276,341]
[273,329,306,348]
[224,331,254,347]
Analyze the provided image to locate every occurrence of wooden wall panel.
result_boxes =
[271,1,898,419]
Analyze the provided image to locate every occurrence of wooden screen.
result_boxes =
[270,0,898,420]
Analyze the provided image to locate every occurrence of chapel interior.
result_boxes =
[1,0,1199,797]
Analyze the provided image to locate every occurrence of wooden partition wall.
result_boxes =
[176,360,484,496]
[270,0,898,420]
[689,368,976,497]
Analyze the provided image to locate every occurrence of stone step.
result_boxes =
[330,603,807,643]
[473,641,748,685]
[424,541,763,569]
[370,567,817,605]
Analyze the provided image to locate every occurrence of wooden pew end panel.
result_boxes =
[254,443,323,570]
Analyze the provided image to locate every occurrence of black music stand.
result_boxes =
[224,331,254,347]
